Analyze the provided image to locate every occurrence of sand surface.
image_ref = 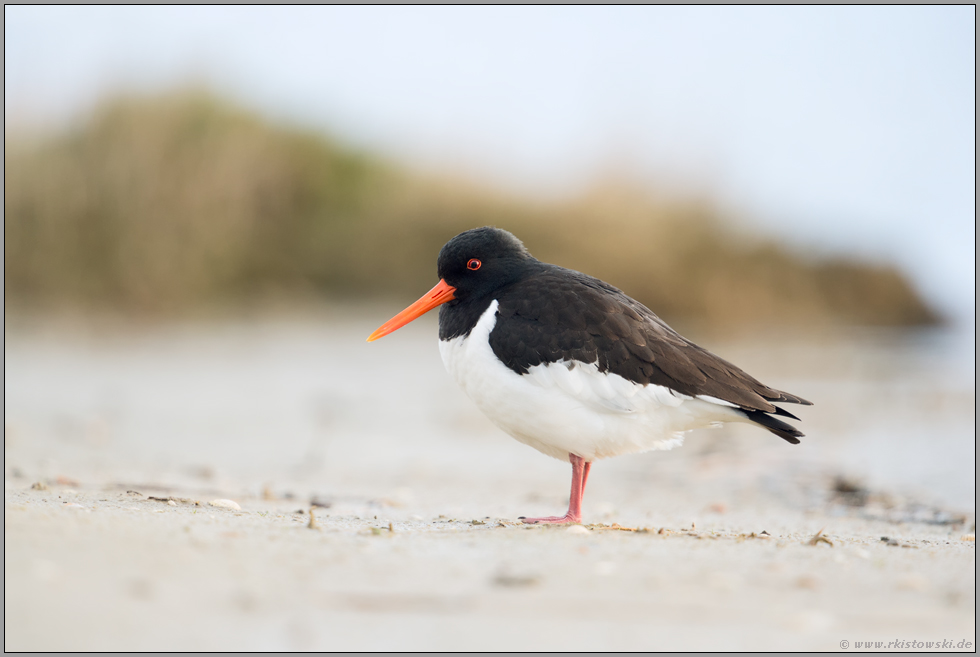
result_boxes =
[4,311,976,651]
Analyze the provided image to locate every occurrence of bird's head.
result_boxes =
[367,226,534,341]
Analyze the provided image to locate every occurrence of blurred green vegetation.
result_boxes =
[4,90,938,328]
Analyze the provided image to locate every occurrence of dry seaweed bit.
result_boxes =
[831,475,870,507]
[471,519,486,525]
[807,528,833,547]
[388,522,394,532]
[30,482,49,491]
[589,523,640,532]
[307,508,320,530]
[493,573,540,587]
[148,495,200,506]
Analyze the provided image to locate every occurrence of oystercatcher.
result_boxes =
[368,227,811,524]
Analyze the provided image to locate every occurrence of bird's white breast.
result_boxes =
[438,301,745,461]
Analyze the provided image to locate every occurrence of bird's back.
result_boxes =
[486,264,810,443]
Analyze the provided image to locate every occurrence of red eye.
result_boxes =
[467,259,482,271]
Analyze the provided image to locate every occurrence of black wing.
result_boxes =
[489,266,811,443]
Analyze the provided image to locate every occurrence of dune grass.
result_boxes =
[4,90,938,328]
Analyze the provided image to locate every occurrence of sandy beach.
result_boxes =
[4,311,975,651]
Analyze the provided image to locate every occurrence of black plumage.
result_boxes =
[437,226,811,443]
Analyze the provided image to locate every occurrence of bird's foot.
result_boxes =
[519,514,581,525]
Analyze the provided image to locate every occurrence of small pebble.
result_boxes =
[566,525,590,534]
[209,499,241,510]
[167,500,177,506]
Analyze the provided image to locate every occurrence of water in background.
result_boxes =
[4,310,975,515]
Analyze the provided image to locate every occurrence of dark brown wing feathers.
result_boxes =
[489,266,810,441]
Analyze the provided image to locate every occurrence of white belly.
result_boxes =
[438,301,745,461]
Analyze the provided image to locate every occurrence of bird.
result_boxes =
[367,226,811,524]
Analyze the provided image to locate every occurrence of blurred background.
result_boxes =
[4,6,974,325]
[4,6,976,650]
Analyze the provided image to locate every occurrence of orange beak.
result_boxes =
[367,279,457,342]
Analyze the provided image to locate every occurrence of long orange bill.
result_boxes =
[367,279,457,342]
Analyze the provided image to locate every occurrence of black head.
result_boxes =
[366,226,538,343]
[437,227,537,304]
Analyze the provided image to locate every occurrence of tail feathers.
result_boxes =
[742,408,803,444]
[770,405,801,421]
[769,391,813,406]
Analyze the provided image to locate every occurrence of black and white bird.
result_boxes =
[368,227,811,524]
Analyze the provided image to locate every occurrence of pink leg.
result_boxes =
[521,454,592,524]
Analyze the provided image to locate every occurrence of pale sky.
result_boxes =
[5,6,976,320]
